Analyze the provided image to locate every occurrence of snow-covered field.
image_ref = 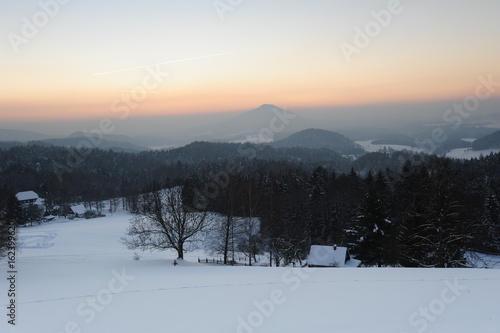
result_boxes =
[1,211,500,333]
[357,139,500,160]
[446,148,500,159]
[356,140,424,154]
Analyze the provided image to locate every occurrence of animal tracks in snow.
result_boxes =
[10,276,500,307]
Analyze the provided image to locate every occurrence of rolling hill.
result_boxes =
[472,129,500,150]
[270,128,364,155]
[31,136,148,152]
[0,128,51,142]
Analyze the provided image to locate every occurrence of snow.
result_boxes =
[231,133,273,144]
[466,252,500,269]
[446,148,500,159]
[15,191,39,202]
[1,210,499,333]
[356,139,500,159]
[34,198,45,206]
[461,138,476,143]
[356,140,424,153]
[307,245,350,267]
[70,204,87,215]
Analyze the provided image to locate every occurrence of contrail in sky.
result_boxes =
[92,52,233,76]
[86,89,160,93]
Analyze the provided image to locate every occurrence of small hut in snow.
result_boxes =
[70,204,87,218]
[307,245,352,267]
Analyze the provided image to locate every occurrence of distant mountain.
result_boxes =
[68,132,135,142]
[190,104,318,142]
[0,141,26,149]
[0,129,51,142]
[127,135,186,149]
[467,112,500,126]
[270,128,364,155]
[31,137,148,152]
[472,130,500,150]
[68,132,184,150]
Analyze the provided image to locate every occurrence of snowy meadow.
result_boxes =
[1,210,499,333]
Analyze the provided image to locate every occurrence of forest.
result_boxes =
[1,143,499,267]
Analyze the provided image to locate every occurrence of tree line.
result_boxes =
[1,143,499,266]
[125,153,499,267]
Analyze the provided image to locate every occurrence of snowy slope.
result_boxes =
[356,140,424,153]
[446,148,500,159]
[1,211,500,333]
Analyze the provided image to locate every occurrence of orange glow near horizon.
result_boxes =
[3,71,499,123]
[1,1,499,124]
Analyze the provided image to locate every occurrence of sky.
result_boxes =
[1,0,500,134]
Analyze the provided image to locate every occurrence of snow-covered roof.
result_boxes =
[34,198,45,206]
[16,191,39,201]
[71,204,87,215]
[307,245,348,267]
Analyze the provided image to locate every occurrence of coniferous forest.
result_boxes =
[1,143,499,267]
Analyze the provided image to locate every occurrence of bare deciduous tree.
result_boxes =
[236,178,261,266]
[236,217,261,266]
[121,186,209,259]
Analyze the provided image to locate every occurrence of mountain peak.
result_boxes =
[0,128,50,142]
[249,104,282,113]
[235,104,292,120]
[259,104,278,108]
[189,104,317,143]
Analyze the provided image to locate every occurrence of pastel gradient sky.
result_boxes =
[1,0,499,124]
